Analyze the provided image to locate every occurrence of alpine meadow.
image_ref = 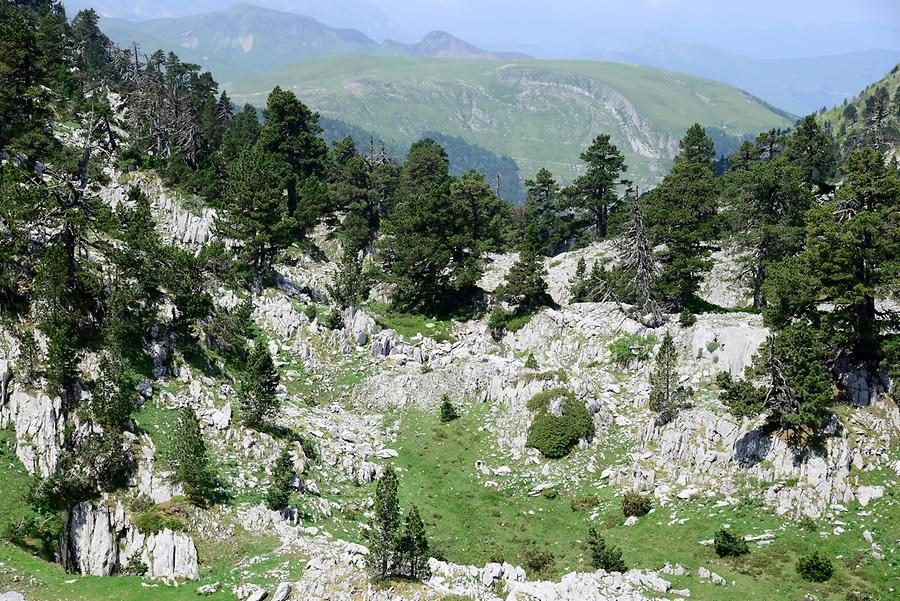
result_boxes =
[0,1,898,601]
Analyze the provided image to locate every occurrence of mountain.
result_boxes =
[99,5,530,83]
[100,5,384,83]
[226,55,794,187]
[62,0,410,42]
[383,31,531,60]
[580,42,900,116]
[819,63,900,155]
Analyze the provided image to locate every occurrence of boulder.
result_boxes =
[143,529,200,580]
[60,501,121,576]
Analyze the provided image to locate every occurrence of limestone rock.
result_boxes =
[142,529,200,580]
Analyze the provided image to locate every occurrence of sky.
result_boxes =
[64,0,900,58]
[367,0,900,57]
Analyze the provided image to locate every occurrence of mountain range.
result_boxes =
[226,55,794,187]
[582,42,900,116]
[99,4,527,83]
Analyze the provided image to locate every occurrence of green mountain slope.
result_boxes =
[100,4,383,83]
[819,63,900,154]
[226,55,795,186]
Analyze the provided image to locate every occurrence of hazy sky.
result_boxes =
[367,0,900,56]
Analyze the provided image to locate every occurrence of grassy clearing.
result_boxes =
[383,406,897,599]
[367,303,457,343]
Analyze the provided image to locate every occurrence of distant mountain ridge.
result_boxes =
[99,4,530,82]
[383,31,531,60]
[580,42,900,115]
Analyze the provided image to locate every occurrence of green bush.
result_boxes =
[608,333,656,366]
[525,389,593,459]
[796,550,833,582]
[621,491,652,517]
[716,372,765,418]
[487,306,512,339]
[587,526,626,572]
[524,353,539,369]
[521,544,556,579]
[714,528,749,557]
[120,550,148,576]
[679,310,697,327]
[439,395,460,423]
[322,308,345,330]
[570,495,600,512]
[133,505,186,535]
[303,304,318,322]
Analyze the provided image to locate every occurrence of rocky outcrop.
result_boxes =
[633,408,857,518]
[61,500,199,580]
[138,529,200,580]
[60,501,124,576]
[0,386,64,477]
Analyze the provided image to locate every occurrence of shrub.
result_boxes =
[621,491,652,517]
[521,545,555,578]
[714,528,749,557]
[303,303,318,322]
[322,308,345,330]
[120,550,148,576]
[525,389,593,459]
[796,550,833,582]
[133,505,186,535]
[487,306,512,339]
[608,333,656,366]
[524,353,539,369]
[587,526,626,572]
[797,515,818,532]
[541,488,558,500]
[716,371,765,418]
[678,310,697,327]
[439,395,460,423]
[570,495,600,512]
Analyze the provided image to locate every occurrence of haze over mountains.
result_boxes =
[99,5,530,83]
[583,42,900,116]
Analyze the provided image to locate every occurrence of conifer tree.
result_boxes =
[568,134,628,239]
[170,407,212,505]
[643,159,718,308]
[400,505,430,579]
[265,446,295,511]
[522,169,569,256]
[649,333,689,425]
[240,342,281,430]
[367,468,401,579]
[587,526,626,572]
[439,395,460,423]
[783,115,837,190]
[617,197,661,323]
[216,145,292,284]
[673,123,715,168]
[496,250,550,312]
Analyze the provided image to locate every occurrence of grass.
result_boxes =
[379,405,898,599]
[226,54,793,187]
[367,303,457,344]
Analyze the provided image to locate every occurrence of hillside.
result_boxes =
[581,42,900,116]
[819,63,900,155]
[99,4,384,83]
[383,30,531,60]
[227,55,795,186]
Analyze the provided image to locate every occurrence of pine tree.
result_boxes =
[216,145,293,284]
[522,169,569,256]
[720,157,813,308]
[240,341,281,430]
[762,323,834,438]
[378,139,477,314]
[496,250,550,312]
[649,333,689,425]
[616,197,661,323]
[587,526,626,572]
[17,330,38,380]
[367,468,401,579]
[783,115,836,190]
[673,123,715,168]
[400,505,430,579]
[91,353,139,432]
[326,248,370,309]
[439,395,459,423]
[170,408,212,505]
[265,446,295,511]
[568,134,628,239]
[643,161,718,308]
